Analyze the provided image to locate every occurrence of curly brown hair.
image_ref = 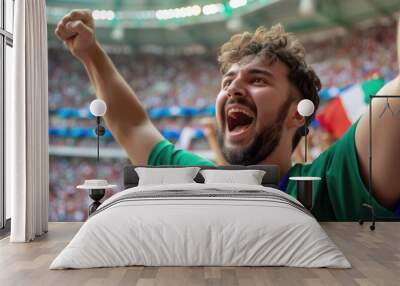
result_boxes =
[218,24,321,151]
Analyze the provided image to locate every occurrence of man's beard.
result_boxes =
[217,97,293,165]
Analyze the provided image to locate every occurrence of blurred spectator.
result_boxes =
[200,117,227,166]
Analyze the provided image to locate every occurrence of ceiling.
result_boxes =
[46,0,219,10]
[46,0,400,49]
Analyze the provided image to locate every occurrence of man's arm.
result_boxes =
[355,18,400,209]
[55,10,164,165]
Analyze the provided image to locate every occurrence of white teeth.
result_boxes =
[227,108,254,118]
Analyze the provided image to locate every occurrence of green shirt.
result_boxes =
[148,121,397,221]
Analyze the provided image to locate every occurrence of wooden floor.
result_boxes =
[0,222,399,286]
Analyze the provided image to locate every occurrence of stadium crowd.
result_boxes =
[49,20,399,221]
[49,157,127,221]
[306,21,398,88]
[49,21,398,111]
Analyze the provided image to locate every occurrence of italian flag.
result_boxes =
[317,78,385,139]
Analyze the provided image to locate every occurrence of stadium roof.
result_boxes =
[47,0,400,49]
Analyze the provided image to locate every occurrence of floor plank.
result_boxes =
[0,222,399,286]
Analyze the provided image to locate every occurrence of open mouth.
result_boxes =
[226,107,255,135]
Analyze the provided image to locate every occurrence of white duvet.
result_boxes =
[50,183,351,269]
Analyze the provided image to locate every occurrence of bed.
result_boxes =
[49,165,350,269]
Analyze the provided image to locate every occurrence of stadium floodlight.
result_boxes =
[155,10,166,20]
[299,0,316,16]
[191,5,202,16]
[92,10,115,21]
[134,10,156,20]
[202,3,225,15]
[156,5,202,20]
[229,0,248,9]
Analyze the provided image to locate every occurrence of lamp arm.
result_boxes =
[97,117,100,164]
[303,116,309,164]
[304,123,307,163]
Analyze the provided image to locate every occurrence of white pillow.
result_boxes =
[200,169,266,185]
[135,167,200,186]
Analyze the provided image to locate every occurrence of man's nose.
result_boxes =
[226,79,246,98]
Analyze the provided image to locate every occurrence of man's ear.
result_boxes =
[286,102,305,129]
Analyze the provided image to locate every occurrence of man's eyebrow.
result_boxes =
[223,70,237,78]
[248,68,275,78]
[223,68,275,79]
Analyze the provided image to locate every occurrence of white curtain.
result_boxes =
[7,0,49,242]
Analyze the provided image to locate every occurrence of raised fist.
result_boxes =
[55,9,97,61]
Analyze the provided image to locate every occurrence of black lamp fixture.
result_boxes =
[77,99,116,216]
[89,99,107,166]
[359,95,400,231]
[297,99,315,163]
[289,99,321,211]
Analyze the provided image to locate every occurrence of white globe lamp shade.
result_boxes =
[297,99,314,117]
[90,99,107,117]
